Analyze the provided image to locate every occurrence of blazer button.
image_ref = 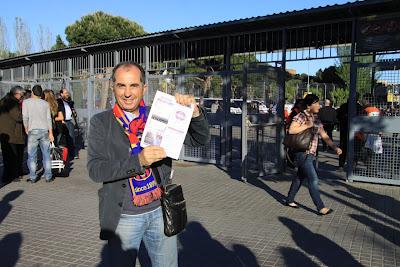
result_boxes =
[122,183,127,188]
[118,202,122,207]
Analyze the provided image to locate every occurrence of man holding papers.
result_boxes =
[87,61,209,267]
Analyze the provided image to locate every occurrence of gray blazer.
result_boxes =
[87,109,210,240]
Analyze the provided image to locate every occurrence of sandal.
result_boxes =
[318,208,333,216]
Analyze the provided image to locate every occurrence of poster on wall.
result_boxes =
[357,15,400,53]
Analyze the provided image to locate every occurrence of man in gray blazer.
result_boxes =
[87,61,210,266]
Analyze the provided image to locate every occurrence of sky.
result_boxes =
[1,0,357,74]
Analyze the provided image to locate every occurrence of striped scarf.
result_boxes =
[113,101,162,206]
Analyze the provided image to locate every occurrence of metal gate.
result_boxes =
[146,64,284,170]
[236,64,284,180]
[348,60,400,185]
[147,73,222,164]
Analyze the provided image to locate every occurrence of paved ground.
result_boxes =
[0,148,399,266]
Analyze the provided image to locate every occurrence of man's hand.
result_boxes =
[138,146,167,167]
[175,93,200,118]
[49,133,55,143]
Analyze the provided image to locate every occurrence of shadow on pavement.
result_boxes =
[279,217,362,267]
[0,190,23,224]
[0,232,22,267]
[178,221,260,267]
[279,247,319,267]
[97,233,141,267]
[321,190,400,229]
[336,184,400,222]
[0,191,24,266]
[350,214,400,247]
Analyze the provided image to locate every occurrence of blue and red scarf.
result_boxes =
[113,101,162,206]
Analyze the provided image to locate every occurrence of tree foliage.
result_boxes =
[330,87,349,107]
[52,35,67,50]
[335,46,378,98]
[314,66,346,87]
[65,11,146,46]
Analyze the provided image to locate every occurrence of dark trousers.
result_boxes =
[287,152,325,211]
[1,135,24,182]
[65,121,78,158]
[322,124,334,150]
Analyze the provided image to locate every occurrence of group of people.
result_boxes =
[0,85,79,184]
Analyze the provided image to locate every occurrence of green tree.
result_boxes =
[315,66,346,87]
[285,79,301,103]
[335,46,378,98]
[65,11,146,46]
[330,87,349,107]
[51,34,67,50]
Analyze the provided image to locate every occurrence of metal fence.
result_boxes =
[348,60,400,185]
[1,5,400,183]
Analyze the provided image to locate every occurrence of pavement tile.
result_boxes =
[1,149,400,266]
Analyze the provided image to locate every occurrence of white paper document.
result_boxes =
[141,91,194,159]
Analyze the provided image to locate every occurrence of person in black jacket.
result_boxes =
[336,96,363,168]
[319,99,337,151]
[57,88,79,159]
[87,62,210,266]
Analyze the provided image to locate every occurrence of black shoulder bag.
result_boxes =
[153,167,187,237]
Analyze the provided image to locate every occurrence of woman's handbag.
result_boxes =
[160,183,187,237]
[283,127,315,152]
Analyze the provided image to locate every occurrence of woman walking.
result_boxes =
[286,94,342,215]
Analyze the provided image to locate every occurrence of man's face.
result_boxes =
[14,91,23,101]
[112,66,147,114]
[61,89,70,100]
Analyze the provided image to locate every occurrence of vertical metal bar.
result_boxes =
[144,46,150,103]
[10,68,14,82]
[278,29,287,173]
[241,63,248,181]
[223,36,232,167]
[88,54,94,133]
[49,61,54,82]
[33,64,38,82]
[21,66,25,81]
[67,58,72,91]
[371,52,376,94]
[114,50,120,66]
[178,41,186,93]
[347,17,357,182]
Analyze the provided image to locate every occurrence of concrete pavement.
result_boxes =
[0,149,399,266]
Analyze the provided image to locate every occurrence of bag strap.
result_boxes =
[152,166,167,189]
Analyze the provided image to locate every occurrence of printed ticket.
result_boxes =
[140,91,194,159]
